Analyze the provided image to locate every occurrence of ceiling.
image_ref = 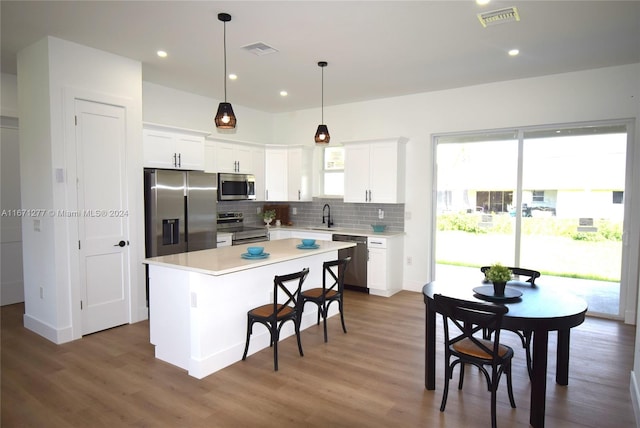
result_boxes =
[2,1,639,114]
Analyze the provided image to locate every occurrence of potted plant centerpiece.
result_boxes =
[261,209,276,227]
[485,263,512,296]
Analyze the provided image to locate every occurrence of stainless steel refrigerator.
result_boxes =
[144,169,217,257]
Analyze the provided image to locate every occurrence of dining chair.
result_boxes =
[300,257,351,342]
[433,293,516,428]
[481,265,541,379]
[242,267,310,371]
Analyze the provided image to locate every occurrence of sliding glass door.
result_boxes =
[434,122,629,318]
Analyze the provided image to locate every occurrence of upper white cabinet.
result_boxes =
[287,147,312,202]
[143,123,208,170]
[264,147,288,201]
[215,141,256,174]
[264,146,312,202]
[343,137,407,203]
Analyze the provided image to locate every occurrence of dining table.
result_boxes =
[422,278,588,428]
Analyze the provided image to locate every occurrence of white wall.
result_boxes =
[17,37,144,343]
[143,82,274,144]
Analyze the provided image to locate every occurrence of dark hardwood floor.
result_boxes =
[1,290,636,427]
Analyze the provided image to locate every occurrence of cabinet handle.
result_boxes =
[173,153,177,167]
[298,190,301,200]
[266,189,269,200]
[178,153,181,167]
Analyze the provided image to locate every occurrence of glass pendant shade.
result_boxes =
[215,102,237,129]
[315,124,330,144]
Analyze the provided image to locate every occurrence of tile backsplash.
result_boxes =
[218,198,405,232]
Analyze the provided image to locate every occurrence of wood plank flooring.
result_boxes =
[1,290,636,427]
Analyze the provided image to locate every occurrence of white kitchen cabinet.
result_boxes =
[216,233,232,247]
[343,137,407,203]
[268,229,291,241]
[264,146,312,202]
[367,235,404,297]
[143,123,208,170]
[287,147,312,201]
[264,147,288,201]
[215,141,254,173]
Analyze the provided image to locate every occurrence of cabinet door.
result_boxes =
[287,147,312,201]
[343,144,370,202]
[367,247,387,290]
[215,142,238,173]
[235,145,253,173]
[368,142,397,203]
[143,129,176,169]
[264,149,288,201]
[174,134,204,170]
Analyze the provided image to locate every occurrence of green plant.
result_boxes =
[261,209,276,221]
[485,263,512,283]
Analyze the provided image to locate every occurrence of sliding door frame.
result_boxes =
[431,118,637,323]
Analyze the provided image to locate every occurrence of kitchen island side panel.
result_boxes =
[148,250,338,379]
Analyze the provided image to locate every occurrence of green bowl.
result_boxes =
[371,224,386,232]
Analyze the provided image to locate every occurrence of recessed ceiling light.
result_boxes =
[280,91,288,97]
[157,50,168,58]
[508,49,520,56]
[476,0,490,5]
[228,74,237,80]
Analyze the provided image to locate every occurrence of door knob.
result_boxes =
[114,240,126,247]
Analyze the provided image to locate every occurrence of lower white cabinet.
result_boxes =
[367,235,403,297]
[216,233,232,248]
[268,229,291,241]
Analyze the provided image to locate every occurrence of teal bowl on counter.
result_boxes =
[247,246,264,255]
[371,224,387,232]
[301,239,316,247]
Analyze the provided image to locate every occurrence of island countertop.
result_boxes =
[144,238,355,276]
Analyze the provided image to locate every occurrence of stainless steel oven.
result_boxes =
[217,212,269,246]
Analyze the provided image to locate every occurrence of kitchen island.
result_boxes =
[144,238,355,378]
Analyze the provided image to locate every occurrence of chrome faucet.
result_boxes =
[322,204,333,228]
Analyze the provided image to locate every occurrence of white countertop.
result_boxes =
[144,238,355,276]
[272,226,404,238]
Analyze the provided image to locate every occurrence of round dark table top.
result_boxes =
[423,279,588,331]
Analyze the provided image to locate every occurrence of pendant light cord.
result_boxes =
[321,66,324,123]
[223,21,227,103]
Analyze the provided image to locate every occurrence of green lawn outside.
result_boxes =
[436,230,622,281]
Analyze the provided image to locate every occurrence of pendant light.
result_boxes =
[314,61,330,144]
[214,12,237,129]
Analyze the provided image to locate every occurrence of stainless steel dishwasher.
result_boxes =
[332,234,369,293]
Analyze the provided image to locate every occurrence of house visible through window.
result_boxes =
[613,191,624,204]
[323,147,344,196]
[532,190,545,202]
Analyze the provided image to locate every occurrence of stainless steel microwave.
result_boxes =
[217,173,256,201]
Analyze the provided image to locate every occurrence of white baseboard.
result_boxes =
[23,313,74,344]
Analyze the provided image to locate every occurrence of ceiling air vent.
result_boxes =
[241,42,279,56]
[477,7,520,28]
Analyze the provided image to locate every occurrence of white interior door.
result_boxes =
[75,99,130,335]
